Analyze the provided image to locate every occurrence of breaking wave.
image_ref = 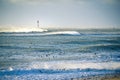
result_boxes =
[0,61,120,77]
[1,61,120,71]
[26,61,120,70]
[0,31,81,36]
[43,31,80,36]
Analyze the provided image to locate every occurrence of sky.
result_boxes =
[0,0,120,29]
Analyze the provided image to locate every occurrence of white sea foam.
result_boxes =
[0,27,79,35]
[27,61,120,70]
[44,31,80,35]
[8,67,13,71]
[0,31,80,36]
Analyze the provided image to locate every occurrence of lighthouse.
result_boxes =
[37,20,39,28]
[36,20,48,32]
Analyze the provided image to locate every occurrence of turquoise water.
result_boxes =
[0,29,120,80]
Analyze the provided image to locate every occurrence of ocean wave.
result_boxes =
[0,68,119,76]
[86,44,120,52]
[1,61,118,72]
[62,38,120,45]
[26,61,120,70]
[0,61,120,76]
[0,45,25,49]
[43,31,81,36]
[0,31,81,36]
[0,70,120,80]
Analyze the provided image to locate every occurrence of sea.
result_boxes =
[0,29,120,80]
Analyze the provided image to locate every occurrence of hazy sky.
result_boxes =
[0,0,120,28]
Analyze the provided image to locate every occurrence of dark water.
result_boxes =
[0,29,120,80]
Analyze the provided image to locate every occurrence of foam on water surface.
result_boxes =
[26,61,120,70]
[44,31,81,35]
[0,31,81,36]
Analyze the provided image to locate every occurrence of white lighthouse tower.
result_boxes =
[36,20,47,32]
[37,20,39,28]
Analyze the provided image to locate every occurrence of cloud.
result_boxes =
[9,0,59,4]
[6,0,120,5]
[9,0,50,5]
[7,0,89,5]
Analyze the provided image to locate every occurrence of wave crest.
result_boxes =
[44,31,80,36]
